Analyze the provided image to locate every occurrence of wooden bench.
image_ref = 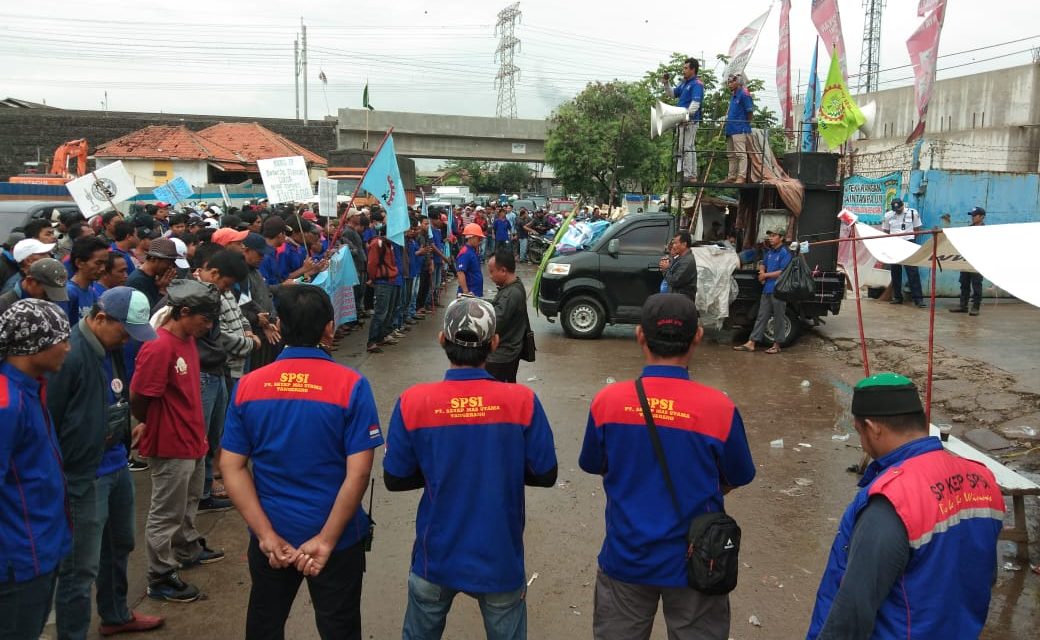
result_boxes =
[930,424,1040,563]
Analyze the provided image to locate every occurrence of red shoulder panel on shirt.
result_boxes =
[0,375,9,409]
[401,379,534,430]
[235,358,358,408]
[590,378,735,441]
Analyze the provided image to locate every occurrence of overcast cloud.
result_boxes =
[3,0,1038,121]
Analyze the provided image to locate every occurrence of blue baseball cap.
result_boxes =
[97,287,158,342]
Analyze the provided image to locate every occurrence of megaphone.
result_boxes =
[650,100,689,139]
[858,101,877,138]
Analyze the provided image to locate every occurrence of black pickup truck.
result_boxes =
[537,213,846,346]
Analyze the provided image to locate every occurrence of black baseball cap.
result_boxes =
[640,293,698,343]
[968,207,986,217]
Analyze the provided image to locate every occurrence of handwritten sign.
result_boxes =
[152,176,194,204]
[257,156,313,205]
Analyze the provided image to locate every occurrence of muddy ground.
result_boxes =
[47,282,1040,639]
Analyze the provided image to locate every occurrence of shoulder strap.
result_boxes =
[634,377,683,518]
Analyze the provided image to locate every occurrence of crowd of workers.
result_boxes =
[0,193,1011,640]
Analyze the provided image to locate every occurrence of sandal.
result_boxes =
[732,344,755,352]
[765,346,781,354]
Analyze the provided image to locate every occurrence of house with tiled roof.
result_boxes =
[95,122,327,188]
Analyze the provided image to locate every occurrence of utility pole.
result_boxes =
[294,37,300,120]
[494,3,521,119]
[302,18,309,126]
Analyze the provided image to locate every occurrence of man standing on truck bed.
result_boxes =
[721,73,755,184]
[662,57,705,184]
[734,228,791,354]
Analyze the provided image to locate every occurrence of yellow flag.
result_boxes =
[817,47,865,148]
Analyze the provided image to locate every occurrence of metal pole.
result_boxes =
[302,18,308,126]
[294,38,300,121]
[848,224,871,377]
[328,127,395,248]
[925,238,939,425]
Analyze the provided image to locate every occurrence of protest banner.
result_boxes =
[811,0,848,81]
[66,161,137,216]
[310,246,358,326]
[257,156,313,205]
[842,173,901,224]
[152,176,194,204]
[776,0,793,132]
[318,178,338,219]
[723,8,771,80]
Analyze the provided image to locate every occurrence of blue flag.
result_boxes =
[360,134,408,246]
[310,246,359,326]
[801,40,822,152]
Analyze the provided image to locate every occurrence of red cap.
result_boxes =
[212,228,249,246]
[302,211,318,221]
[155,201,171,209]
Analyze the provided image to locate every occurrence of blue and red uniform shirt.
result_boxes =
[762,245,793,294]
[276,241,306,279]
[222,347,382,551]
[580,365,755,587]
[383,368,557,593]
[673,76,705,122]
[808,436,1004,640]
[0,362,71,582]
[455,245,483,297]
[259,245,284,286]
[493,217,512,242]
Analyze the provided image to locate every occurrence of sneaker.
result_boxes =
[181,538,225,569]
[969,308,979,316]
[147,571,200,602]
[392,329,407,338]
[949,307,969,313]
[889,299,904,305]
[915,302,927,308]
[197,496,233,513]
[99,611,165,636]
[127,459,149,472]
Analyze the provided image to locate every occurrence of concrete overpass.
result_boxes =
[337,108,547,162]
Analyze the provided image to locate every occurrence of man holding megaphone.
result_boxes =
[661,58,704,184]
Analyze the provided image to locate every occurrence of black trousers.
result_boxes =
[959,272,983,309]
[485,357,521,383]
[245,537,365,640]
[416,268,431,313]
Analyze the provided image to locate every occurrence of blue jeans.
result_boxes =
[519,237,528,261]
[408,276,420,318]
[367,283,394,345]
[403,572,526,640]
[0,569,58,640]
[201,372,228,500]
[890,263,923,303]
[55,468,135,638]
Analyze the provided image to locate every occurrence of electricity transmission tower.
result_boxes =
[859,0,885,93]
[495,2,521,118]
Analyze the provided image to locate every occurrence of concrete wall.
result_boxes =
[852,63,1040,172]
[0,108,337,182]
[338,108,547,161]
[96,158,209,188]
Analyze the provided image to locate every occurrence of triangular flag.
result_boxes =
[360,134,407,246]
[817,47,866,148]
[363,82,374,111]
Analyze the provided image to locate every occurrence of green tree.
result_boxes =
[494,163,532,193]
[439,159,494,191]
[545,53,784,199]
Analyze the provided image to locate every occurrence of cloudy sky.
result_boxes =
[3,0,1038,121]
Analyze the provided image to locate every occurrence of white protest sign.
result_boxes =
[257,156,313,205]
[318,178,338,219]
[66,161,137,216]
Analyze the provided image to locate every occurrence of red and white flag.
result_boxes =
[723,8,772,80]
[917,0,944,17]
[811,0,847,81]
[777,0,793,132]
[907,1,947,121]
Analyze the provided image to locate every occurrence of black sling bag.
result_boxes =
[634,377,741,595]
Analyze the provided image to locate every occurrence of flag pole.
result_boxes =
[328,127,394,249]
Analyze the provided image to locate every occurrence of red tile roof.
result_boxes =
[198,122,326,167]
[95,122,326,169]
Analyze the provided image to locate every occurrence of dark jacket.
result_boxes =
[46,320,114,483]
[664,250,698,303]
[487,278,528,364]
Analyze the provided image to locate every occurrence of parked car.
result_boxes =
[510,199,538,214]
[536,213,846,345]
[549,199,576,215]
[0,200,82,241]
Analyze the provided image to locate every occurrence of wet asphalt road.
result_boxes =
[52,266,1039,639]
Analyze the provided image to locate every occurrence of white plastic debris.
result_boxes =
[526,376,540,382]
[770,438,784,448]
[527,572,539,586]
[1002,562,1021,572]
[748,615,762,627]
[831,433,851,441]
[794,478,814,487]
[800,380,811,388]
[798,443,813,448]
[605,377,616,384]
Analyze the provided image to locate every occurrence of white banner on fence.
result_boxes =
[66,161,137,216]
[257,156,313,205]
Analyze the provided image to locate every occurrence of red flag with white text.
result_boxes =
[906,0,946,137]
[777,0,793,132]
[723,8,772,80]
[811,0,848,81]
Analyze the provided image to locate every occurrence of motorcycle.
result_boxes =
[526,232,552,264]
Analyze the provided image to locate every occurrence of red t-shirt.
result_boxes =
[130,327,208,459]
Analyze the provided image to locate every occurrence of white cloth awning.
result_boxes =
[857,222,1040,308]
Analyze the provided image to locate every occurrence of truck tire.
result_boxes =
[561,296,606,339]
[765,306,803,347]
